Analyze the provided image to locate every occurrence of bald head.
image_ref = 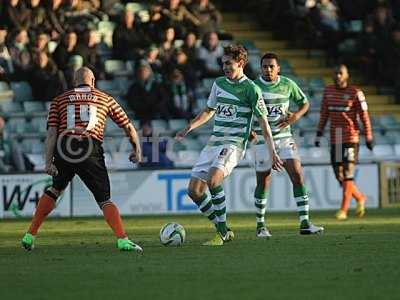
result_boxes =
[74,67,95,87]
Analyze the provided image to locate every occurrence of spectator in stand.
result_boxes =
[158,26,177,65]
[383,25,400,102]
[0,116,33,172]
[29,51,66,101]
[181,31,198,65]
[317,0,340,31]
[0,25,15,82]
[3,0,31,31]
[125,60,171,122]
[29,0,47,37]
[161,0,201,38]
[64,0,100,32]
[168,48,199,93]
[63,54,83,88]
[31,32,50,57]
[165,68,194,119]
[358,21,379,84]
[189,0,222,38]
[112,8,149,61]
[53,30,78,71]
[139,120,174,169]
[196,31,223,78]
[144,44,163,78]
[45,0,67,40]
[75,28,104,79]
[9,28,33,80]
[366,4,395,42]
[146,4,167,41]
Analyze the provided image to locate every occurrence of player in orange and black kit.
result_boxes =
[315,64,374,220]
[21,67,143,252]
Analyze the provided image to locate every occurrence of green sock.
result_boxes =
[293,185,310,228]
[193,193,217,224]
[210,185,227,235]
[254,186,268,229]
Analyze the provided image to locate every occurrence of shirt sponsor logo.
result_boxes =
[216,104,238,120]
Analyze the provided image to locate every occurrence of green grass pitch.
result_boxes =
[1,209,399,300]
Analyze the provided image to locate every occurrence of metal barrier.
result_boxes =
[380,162,400,207]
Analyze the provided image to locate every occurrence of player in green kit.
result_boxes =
[176,45,283,246]
[251,53,324,237]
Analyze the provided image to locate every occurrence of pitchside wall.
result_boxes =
[0,164,379,218]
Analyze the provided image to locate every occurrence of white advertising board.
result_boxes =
[0,174,71,218]
[71,164,379,216]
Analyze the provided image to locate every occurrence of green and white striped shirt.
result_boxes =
[253,75,307,143]
[207,76,267,149]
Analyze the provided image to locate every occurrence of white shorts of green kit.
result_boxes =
[191,144,245,181]
[254,137,300,172]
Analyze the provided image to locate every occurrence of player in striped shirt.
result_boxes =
[21,67,143,252]
[176,45,283,246]
[251,53,324,237]
[315,64,374,220]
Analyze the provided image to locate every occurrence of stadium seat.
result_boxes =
[202,78,214,91]
[48,41,58,53]
[96,80,121,96]
[21,138,45,154]
[125,2,148,12]
[105,118,121,134]
[104,59,130,76]
[0,101,23,115]
[23,101,45,113]
[0,81,13,100]
[5,118,27,134]
[183,138,202,151]
[10,81,34,102]
[97,21,116,47]
[373,145,394,158]
[113,77,133,96]
[26,154,45,171]
[172,150,199,167]
[168,119,187,131]
[151,119,168,133]
[31,117,47,133]
[380,115,400,130]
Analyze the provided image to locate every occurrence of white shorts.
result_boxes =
[191,144,244,181]
[254,137,300,172]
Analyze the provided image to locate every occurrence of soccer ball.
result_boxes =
[160,223,186,246]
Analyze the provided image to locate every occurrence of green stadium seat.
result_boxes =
[21,138,45,154]
[183,138,202,151]
[97,80,121,96]
[105,118,121,134]
[113,77,133,96]
[380,115,400,130]
[202,78,214,91]
[23,101,45,113]
[5,117,27,134]
[168,119,187,131]
[10,81,34,102]
[105,59,131,76]
[0,101,23,114]
[151,119,168,133]
[125,2,148,12]
[31,117,47,133]
[48,41,58,53]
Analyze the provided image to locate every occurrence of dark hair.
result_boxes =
[260,53,279,65]
[223,44,248,65]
